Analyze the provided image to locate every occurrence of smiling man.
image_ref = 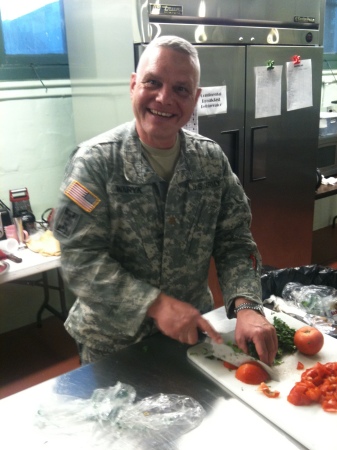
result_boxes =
[54,36,277,366]
[130,39,201,149]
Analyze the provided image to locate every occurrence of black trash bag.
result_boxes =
[261,264,337,300]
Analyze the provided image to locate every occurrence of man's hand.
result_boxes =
[147,292,223,345]
[234,308,278,366]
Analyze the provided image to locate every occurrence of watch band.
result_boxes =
[234,302,265,316]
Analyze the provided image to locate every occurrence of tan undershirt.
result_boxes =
[141,136,181,182]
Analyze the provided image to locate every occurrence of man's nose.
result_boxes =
[156,85,172,104]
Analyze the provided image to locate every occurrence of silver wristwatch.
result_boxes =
[234,302,265,316]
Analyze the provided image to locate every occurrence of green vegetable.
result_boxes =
[246,316,296,366]
[272,316,297,363]
[226,340,244,354]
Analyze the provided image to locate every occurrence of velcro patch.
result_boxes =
[65,180,100,213]
[55,207,80,238]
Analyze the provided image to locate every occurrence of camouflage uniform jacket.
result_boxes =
[54,120,262,352]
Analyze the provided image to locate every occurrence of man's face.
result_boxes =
[130,46,201,149]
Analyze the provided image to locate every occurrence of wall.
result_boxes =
[0,82,77,333]
[63,0,134,143]
[0,82,75,217]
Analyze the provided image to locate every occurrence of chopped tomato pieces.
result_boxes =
[305,386,321,402]
[287,382,313,406]
[297,361,304,370]
[322,398,337,413]
[287,361,337,412]
[258,382,280,398]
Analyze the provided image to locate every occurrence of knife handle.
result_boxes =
[8,253,22,263]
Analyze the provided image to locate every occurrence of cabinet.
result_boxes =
[312,182,337,264]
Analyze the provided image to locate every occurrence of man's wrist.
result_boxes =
[146,293,163,318]
[234,302,265,317]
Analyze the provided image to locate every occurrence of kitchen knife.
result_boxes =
[206,336,280,381]
[0,249,22,263]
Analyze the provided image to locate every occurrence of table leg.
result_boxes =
[36,269,68,326]
[11,268,68,327]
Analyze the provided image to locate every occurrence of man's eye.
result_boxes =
[175,86,190,96]
[143,80,159,87]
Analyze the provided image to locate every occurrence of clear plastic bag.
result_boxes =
[35,382,205,449]
[282,282,337,322]
[118,393,204,432]
[36,383,137,430]
[264,294,337,336]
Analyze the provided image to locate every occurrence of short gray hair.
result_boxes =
[138,35,200,83]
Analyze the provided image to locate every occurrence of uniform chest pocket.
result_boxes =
[165,182,222,254]
[108,183,164,260]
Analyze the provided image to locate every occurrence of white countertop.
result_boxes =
[0,247,60,284]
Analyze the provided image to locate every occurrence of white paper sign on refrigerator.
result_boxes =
[254,65,283,119]
[286,59,313,111]
[197,86,227,116]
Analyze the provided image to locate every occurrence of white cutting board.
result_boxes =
[188,307,337,450]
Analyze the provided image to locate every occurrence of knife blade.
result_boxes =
[206,336,280,381]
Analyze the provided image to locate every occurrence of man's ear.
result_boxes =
[194,87,202,106]
[130,72,137,95]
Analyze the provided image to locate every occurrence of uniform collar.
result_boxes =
[123,121,207,184]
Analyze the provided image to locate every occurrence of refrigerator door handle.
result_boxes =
[250,125,268,181]
[220,128,240,176]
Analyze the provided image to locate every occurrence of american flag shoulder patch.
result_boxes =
[64,180,100,213]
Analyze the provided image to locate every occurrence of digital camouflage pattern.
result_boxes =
[54,120,262,353]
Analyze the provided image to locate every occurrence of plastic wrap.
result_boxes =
[264,294,337,337]
[261,265,337,336]
[282,282,337,321]
[35,382,205,449]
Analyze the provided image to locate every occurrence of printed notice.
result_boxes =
[286,59,313,111]
[255,65,282,119]
[197,86,227,116]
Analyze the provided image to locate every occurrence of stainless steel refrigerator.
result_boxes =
[133,0,324,268]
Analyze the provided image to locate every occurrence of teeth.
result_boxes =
[150,109,172,118]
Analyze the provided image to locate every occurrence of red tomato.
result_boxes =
[235,362,269,385]
[301,362,328,385]
[297,361,304,370]
[258,382,280,398]
[325,362,337,372]
[287,361,337,412]
[321,398,337,412]
[223,361,239,370]
[294,326,324,356]
[287,382,313,406]
[305,386,321,402]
